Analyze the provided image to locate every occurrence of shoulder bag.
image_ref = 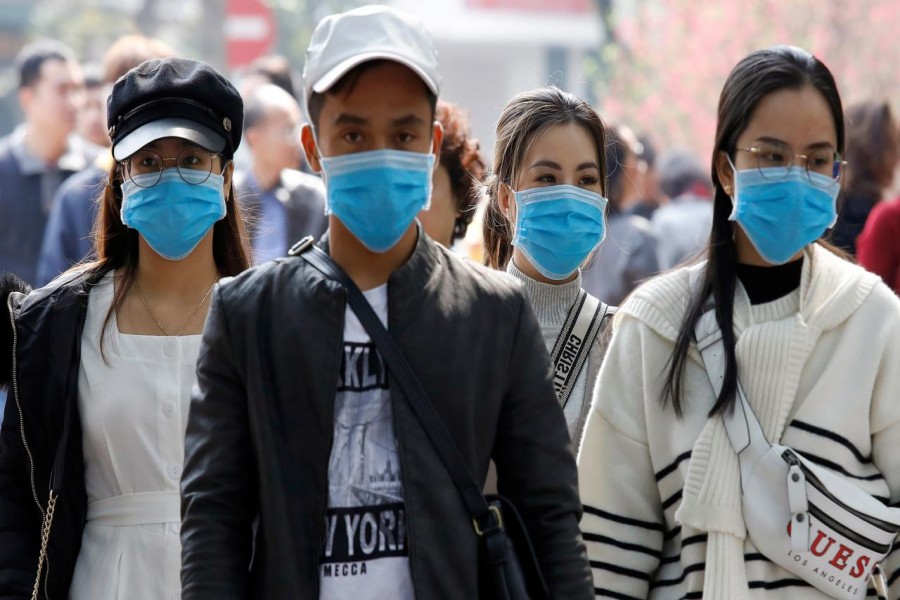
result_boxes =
[694,306,900,600]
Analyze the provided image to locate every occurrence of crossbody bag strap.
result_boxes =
[549,290,607,409]
[292,239,495,531]
[693,306,771,477]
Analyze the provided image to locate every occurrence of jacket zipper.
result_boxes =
[782,450,900,543]
[8,294,52,599]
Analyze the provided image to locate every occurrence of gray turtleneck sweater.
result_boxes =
[507,260,610,448]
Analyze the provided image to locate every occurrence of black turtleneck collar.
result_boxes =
[737,258,803,305]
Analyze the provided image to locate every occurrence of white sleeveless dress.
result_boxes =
[68,274,200,600]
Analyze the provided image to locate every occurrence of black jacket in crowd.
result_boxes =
[180,231,594,599]
[0,271,95,599]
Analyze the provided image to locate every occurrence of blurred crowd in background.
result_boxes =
[1,0,900,301]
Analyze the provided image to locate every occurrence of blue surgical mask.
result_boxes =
[121,169,227,261]
[512,184,608,280]
[319,149,435,253]
[729,160,839,265]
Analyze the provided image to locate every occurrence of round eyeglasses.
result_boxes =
[121,147,223,188]
[735,141,847,188]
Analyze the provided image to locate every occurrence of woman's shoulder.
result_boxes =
[616,263,703,342]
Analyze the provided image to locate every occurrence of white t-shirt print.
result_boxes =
[319,284,415,599]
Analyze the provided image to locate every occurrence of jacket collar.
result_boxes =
[316,222,441,322]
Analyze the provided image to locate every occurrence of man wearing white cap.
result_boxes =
[180,6,593,599]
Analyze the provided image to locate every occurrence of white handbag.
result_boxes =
[695,308,900,599]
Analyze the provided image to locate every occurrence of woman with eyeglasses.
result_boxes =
[577,46,900,598]
[0,57,249,599]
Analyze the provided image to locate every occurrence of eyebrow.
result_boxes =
[392,114,427,127]
[754,136,836,151]
[331,113,428,128]
[333,113,368,126]
[528,160,599,171]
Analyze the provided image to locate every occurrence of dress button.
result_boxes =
[162,402,177,418]
[167,463,182,481]
[164,339,177,357]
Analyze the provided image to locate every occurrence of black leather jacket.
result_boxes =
[181,232,593,599]
[0,272,93,600]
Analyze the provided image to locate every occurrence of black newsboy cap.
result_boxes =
[108,57,243,161]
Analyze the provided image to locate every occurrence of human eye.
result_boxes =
[579,175,599,186]
[131,151,159,172]
[178,148,209,170]
[397,131,415,144]
[808,150,836,175]
[536,173,557,184]
[755,142,791,167]
[342,130,363,144]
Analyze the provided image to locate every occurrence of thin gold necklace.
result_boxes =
[134,276,217,337]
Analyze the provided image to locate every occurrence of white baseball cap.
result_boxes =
[302,5,440,110]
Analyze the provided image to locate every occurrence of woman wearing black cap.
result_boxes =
[0,57,249,600]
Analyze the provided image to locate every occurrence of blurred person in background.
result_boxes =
[612,124,646,214]
[581,124,660,304]
[236,83,327,264]
[36,35,176,285]
[418,100,486,248]
[626,133,663,219]
[0,57,249,600]
[831,100,899,256]
[239,54,298,99]
[77,63,110,149]
[481,86,613,448]
[235,54,311,174]
[857,194,900,294]
[650,149,714,270]
[0,39,96,286]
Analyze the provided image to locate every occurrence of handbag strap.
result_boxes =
[549,290,607,409]
[292,238,496,532]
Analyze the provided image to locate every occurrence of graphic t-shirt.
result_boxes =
[319,284,414,599]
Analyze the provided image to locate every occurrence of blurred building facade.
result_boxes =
[391,0,604,155]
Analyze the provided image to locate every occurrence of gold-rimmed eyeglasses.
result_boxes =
[735,141,847,188]
[121,147,223,188]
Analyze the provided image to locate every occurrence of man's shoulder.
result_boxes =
[433,244,525,304]
[214,258,308,315]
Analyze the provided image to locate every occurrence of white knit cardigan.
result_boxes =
[577,245,900,599]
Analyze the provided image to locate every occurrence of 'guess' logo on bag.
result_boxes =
[786,521,874,596]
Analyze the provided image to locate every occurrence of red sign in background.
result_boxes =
[225,0,276,68]
[465,0,591,12]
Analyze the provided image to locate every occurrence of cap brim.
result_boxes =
[311,51,439,97]
[112,118,227,161]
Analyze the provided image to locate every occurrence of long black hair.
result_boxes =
[663,46,845,417]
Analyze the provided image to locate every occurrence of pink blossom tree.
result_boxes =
[596,0,900,167]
